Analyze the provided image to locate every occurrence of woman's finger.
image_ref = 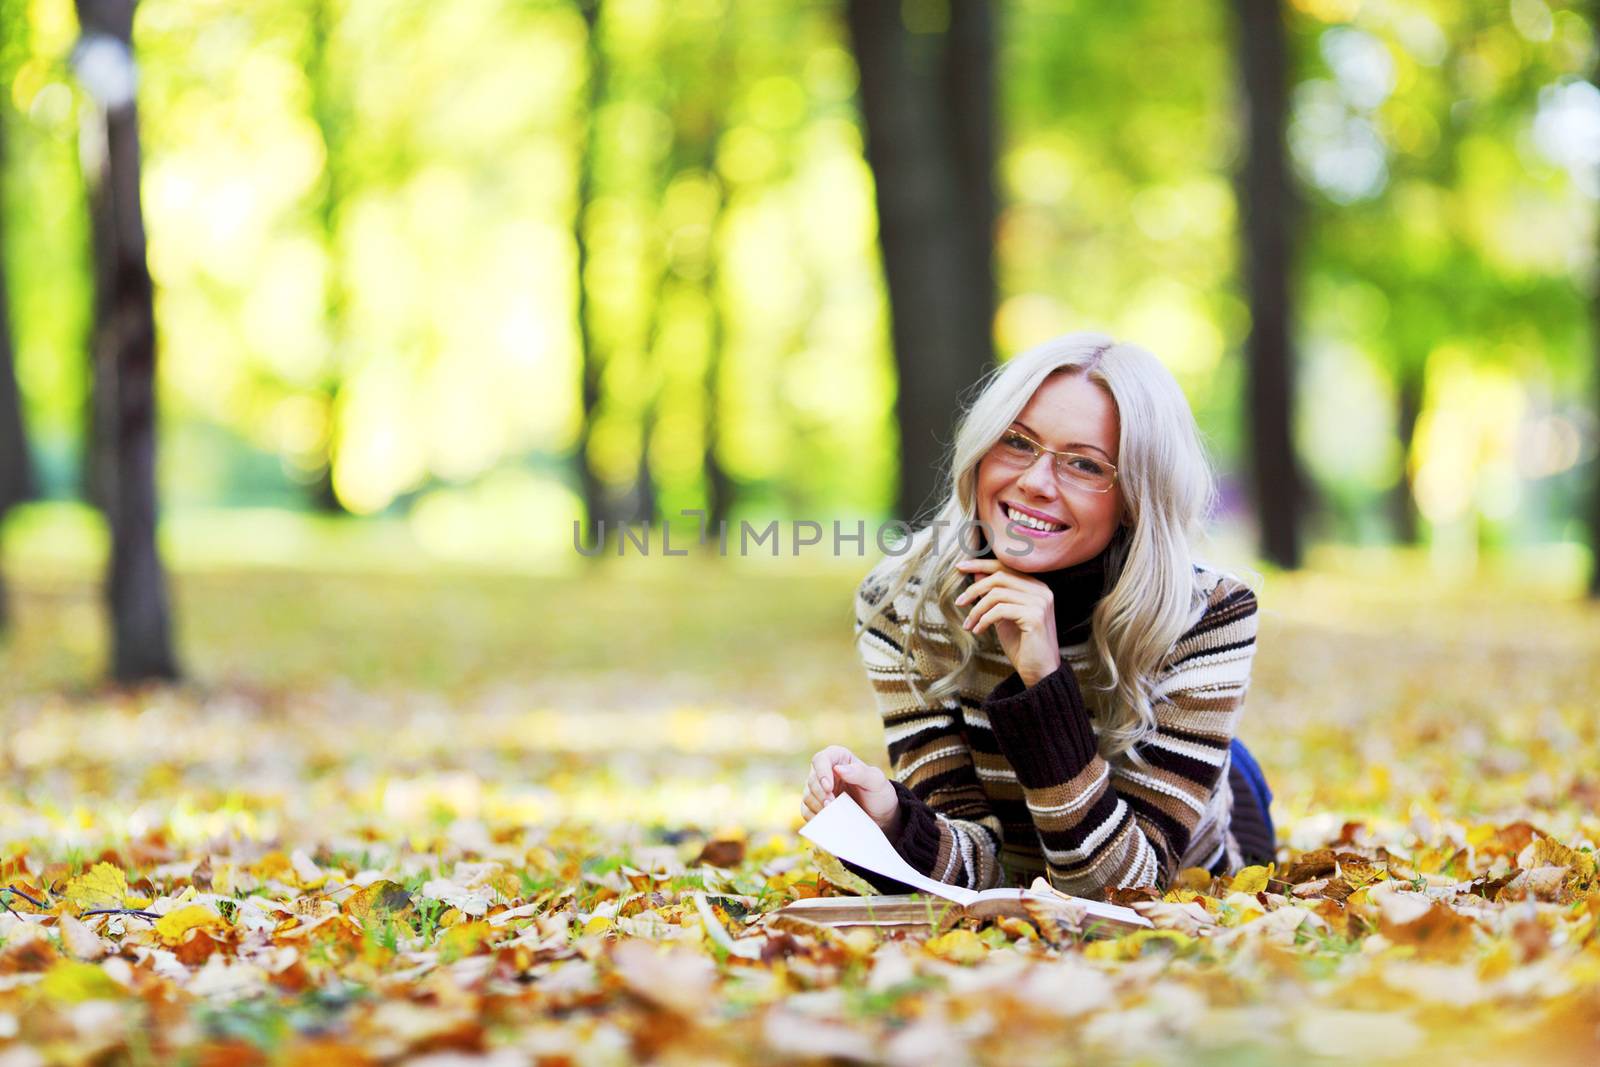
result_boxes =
[962,587,1045,631]
[805,779,827,808]
[956,571,1042,609]
[812,747,853,792]
[970,600,1030,637]
[955,568,1050,606]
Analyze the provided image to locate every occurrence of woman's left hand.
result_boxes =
[955,558,1061,688]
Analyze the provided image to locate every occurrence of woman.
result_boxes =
[798,332,1275,898]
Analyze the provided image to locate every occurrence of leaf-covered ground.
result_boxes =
[2,549,1600,1066]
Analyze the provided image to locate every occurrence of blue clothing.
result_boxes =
[1228,738,1275,863]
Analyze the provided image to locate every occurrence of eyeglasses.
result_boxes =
[988,427,1118,493]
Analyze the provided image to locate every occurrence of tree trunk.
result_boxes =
[573,0,613,551]
[1591,283,1600,596]
[304,0,348,513]
[0,127,35,634]
[702,195,732,532]
[1389,363,1422,545]
[845,0,998,525]
[75,0,179,681]
[1232,0,1304,569]
[697,13,734,534]
[1588,1,1600,597]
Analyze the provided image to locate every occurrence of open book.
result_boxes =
[786,792,1151,935]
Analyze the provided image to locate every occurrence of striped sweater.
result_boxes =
[853,537,1261,898]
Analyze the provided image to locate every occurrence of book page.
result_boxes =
[798,793,979,907]
[972,885,1150,928]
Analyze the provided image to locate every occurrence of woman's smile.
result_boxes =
[999,501,1070,536]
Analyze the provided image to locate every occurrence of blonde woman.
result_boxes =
[798,332,1274,898]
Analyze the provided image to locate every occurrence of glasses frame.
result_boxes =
[990,426,1119,494]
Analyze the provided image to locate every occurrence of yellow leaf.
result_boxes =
[1229,864,1274,895]
[1520,837,1598,879]
[841,928,878,958]
[36,961,124,1003]
[582,915,614,936]
[809,847,878,897]
[62,863,127,912]
[1221,892,1266,926]
[439,921,492,957]
[1084,928,1197,961]
[251,851,294,883]
[346,880,413,926]
[996,916,1039,942]
[924,928,987,964]
[155,904,225,945]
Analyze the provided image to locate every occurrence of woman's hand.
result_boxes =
[955,557,1061,688]
[800,745,902,835]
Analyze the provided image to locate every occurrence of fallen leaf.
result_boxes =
[62,863,128,912]
[57,914,108,961]
[693,839,745,868]
[610,939,717,1014]
[155,905,227,945]
[37,960,125,1003]
[808,847,878,897]
[924,928,987,964]
[345,880,413,926]
[1229,864,1274,895]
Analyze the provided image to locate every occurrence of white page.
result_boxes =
[798,793,979,907]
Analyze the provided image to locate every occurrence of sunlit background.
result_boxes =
[2,0,1597,583]
[4,10,1600,1061]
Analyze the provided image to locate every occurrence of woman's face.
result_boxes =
[975,371,1126,573]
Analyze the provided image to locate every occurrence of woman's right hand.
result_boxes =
[800,745,902,836]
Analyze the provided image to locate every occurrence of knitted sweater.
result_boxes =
[852,530,1261,898]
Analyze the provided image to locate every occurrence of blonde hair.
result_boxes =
[858,331,1218,760]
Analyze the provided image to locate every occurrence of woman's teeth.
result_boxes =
[1003,504,1066,533]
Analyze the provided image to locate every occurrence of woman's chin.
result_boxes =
[993,535,1075,571]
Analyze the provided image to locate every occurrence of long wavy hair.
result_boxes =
[858,331,1219,761]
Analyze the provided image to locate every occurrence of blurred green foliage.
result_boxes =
[0,0,1595,565]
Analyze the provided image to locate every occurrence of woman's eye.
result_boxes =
[1066,456,1105,476]
[1000,433,1034,453]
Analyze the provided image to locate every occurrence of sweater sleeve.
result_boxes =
[851,569,1007,892]
[983,578,1261,896]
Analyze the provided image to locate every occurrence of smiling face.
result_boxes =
[975,370,1126,573]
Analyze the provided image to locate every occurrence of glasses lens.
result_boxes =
[996,431,1037,465]
[1055,453,1114,492]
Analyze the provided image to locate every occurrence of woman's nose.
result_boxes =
[1016,453,1058,496]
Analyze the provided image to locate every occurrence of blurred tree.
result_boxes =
[696,50,732,534]
[646,0,734,532]
[573,0,615,545]
[0,95,37,634]
[845,0,997,523]
[1590,0,1600,597]
[74,0,178,681]
[1233,0,1304,568]
[303,0,350,514]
